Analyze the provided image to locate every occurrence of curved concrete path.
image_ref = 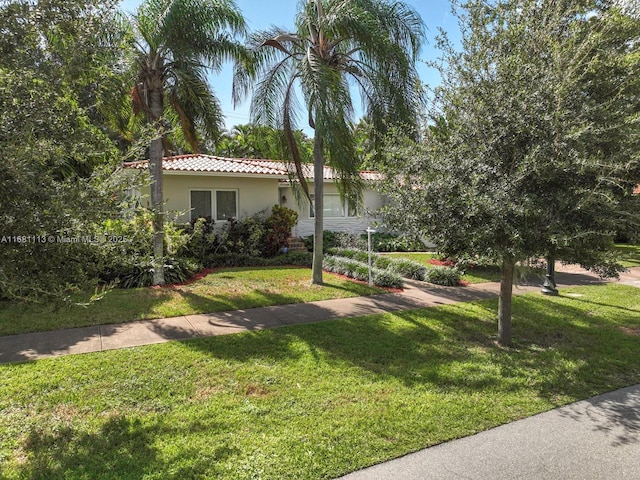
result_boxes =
[0,266,638,365]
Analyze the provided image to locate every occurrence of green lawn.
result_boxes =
[615,243,640,268]
[386,252,503,283]
[0,267,383,337]
[1,284,638,479]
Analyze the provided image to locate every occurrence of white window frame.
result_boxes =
[190,188,239,222]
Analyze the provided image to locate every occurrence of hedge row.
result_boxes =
[326,248,462,286]
[322,256,404,289]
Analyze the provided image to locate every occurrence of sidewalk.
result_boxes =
[0,266,638,365]
[339,383,640,479]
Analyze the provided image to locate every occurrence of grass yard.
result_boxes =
[386,252,503,283]
[615,243,640,268]
[0,267,384,337]
[1,284,638,479]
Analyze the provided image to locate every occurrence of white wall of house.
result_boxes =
[139,173,282,224]
[135,172,383,236]
[279,182,383,238]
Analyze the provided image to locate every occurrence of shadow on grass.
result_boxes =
[615,244,640,268]
[175,288,640,404]
[18,415,237,479]
[0,267,384,363]
[7,287,640,479]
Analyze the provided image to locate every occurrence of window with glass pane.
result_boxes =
[216,190,237,220]
[324,195,344,217]
[190,191,211,221]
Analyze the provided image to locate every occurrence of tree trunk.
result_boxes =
[149,86,165,286]
[311,134,324,285]
[498,257,515,346]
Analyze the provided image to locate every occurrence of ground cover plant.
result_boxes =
[1,284,638,479]
[0,267,383,336]
[327,248,461,286]
[386,253,502,284]
[322,255,403,289]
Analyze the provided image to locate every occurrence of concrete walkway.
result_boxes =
[0,266,638,365]
[339,383,640,480]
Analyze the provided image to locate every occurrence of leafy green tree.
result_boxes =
[0,0,133,301]
[245,0,425,284]
[121,0,248,284]
[380,0,640,345]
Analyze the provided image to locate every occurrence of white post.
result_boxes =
[366,227,376,286]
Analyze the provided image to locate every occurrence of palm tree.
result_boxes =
[124,0,248,284]
[246,0,425,284]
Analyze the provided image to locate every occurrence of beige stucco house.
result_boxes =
[124,154,383,238]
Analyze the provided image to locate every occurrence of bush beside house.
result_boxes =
[95,205,305,289]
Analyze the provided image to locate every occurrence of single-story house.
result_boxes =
[123,154,384,238]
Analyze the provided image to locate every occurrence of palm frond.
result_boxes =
[248,0,426,196]
[122,0,247,150]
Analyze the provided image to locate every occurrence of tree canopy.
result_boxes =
[0,0,133,300]
[379,0,640,345]
[211,123,314,162]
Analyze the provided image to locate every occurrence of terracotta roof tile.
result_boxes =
[123,154,382,181]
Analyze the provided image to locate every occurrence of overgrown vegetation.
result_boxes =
[186,206,299,269]
[0,0,135,302]
[1,284,638,478]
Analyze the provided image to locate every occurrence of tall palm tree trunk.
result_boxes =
[311,134,324,285]
[149,86,165,285]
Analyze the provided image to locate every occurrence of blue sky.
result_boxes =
[118,0,460,130]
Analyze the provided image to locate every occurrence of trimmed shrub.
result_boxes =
[334,249,420,279]
[386,257,427,280]
[371,269,404,289]
[423,266,461,286]
[304,230,367,252]
[368,232,428,252]
[303,230,336,251]
[323,255,403,289]
[353,264,371,282]
[373,255,393,270]
[333,231,367,250]
[327,247,373,264]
